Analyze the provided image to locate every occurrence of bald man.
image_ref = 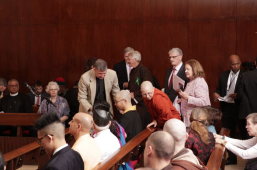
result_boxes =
[163,119,207,170]
[213,55,245,165]
[115,90,142,142]
[143,131,174,170]
[69,113,101,170]
[141,81,180,128]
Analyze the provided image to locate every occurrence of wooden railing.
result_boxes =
[97,127,156,170]
[206,128,230,170]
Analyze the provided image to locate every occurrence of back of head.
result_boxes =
[185,59,205,79]
[0,78,7,87]
[124,47,134,54]
[75,113,93,133]
[147,131,175,160]
[128,51,141,62]
[94,59,107,71]
[116,90,131,103]
[93,101,111,130]
[201,106,222,125]
[190,107,210,145]
[34,112,65,140]
[0,151,4,170]
[163,119,186,144]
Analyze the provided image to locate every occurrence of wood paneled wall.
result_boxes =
[0,0,257,109]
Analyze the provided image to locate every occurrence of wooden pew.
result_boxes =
[97,127,157,170]
[4,128,74,170]
[0,113,41,137]
[207,128,230,170]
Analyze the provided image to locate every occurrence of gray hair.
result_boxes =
[246,113,257,124]
[168,48,183,56]
[45,81,60,93]
[128,51,141,62]
[8,79,19,85]
[94,59,108,71]
[124,47,134,54]
[0,78,7,87]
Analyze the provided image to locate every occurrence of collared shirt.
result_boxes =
[226,70,240,91]
[72,134,101,170]
[126,62,131,81]
[168,62,183,84]
[10,92,18,96]
[94,129,120,161]
[124,105,136,114]
[53,144,68,155]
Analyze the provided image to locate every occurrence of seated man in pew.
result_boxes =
[34,112,84,170]
[163,119,207,170]
[27,80,49,106]
[92,102,120,162]
[0,78,9,100]
[141,131,175,170]
[0,151,5,170]
[0,79,32,135]
[114,90,142,142]
[69,112,101,170]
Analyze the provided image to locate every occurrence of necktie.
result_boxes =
[129,67,132,73]
[227,73,236,95]
[169,68,176,89]
[36,96,40,105]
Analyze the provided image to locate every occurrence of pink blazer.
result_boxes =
[181,77,211,127]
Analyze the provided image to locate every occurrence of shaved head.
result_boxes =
[115,90,131,102]
[229,54,241,73]
[163,119,186,144]
[141,81,154,91]
[74,113,93,132]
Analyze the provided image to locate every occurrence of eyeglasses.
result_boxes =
[168,55,180,59]
[142,90,154,97]
[8,85,19,88]
[35,88,43,91]
[37,134,54,145]
[114,99,124,104]
[49,89,58,91]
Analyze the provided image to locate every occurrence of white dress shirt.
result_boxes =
[94,129,120,161]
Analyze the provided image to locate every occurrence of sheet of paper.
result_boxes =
[218,95,235,103]
[173,74,185,91]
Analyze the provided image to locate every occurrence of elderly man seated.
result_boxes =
[92,102,120,161]
[114,90,142,142]
[69,112,101,170]
[163,119,207,170]
[141,81,180,128]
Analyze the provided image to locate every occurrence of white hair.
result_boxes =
[45,81,59,93]
[128,51,141,62]
[168,48,183,56]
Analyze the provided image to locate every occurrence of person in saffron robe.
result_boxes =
[141,81,181,128]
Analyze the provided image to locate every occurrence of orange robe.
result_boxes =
[143,88,181,127]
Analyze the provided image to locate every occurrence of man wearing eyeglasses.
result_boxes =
[26,81,49,106]
[164,48,187,107]
[0,79,31,113]
[141,81,180,129]
[35,113,84,170]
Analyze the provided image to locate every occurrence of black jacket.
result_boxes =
[113,60,128,89]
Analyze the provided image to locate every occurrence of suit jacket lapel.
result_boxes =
[122,60,128,82]
[235,70,242,91]
[90,70,96,105]
[14,94,21,113]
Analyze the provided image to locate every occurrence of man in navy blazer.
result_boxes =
[164,48,187,103]
[113,47,134,90]
[213,55,244,165]
[26,81,49,106]
[34,113,84,170]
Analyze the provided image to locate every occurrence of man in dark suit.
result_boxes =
[213,55,244,165]
[34,113,84,170]
[113,47,134,90]
[0,79,32,113]
[27,81,49,106]
[164,48,187,114]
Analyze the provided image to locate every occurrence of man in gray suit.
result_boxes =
[78,59,120,116]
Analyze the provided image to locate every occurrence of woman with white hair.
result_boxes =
[38,81,70,126]
[215,113,257,170]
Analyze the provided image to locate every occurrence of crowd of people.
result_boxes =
[0,46,257,170]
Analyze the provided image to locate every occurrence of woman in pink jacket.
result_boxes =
[178,59,211,129]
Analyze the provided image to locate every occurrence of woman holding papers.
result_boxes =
[178,59,211,129]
